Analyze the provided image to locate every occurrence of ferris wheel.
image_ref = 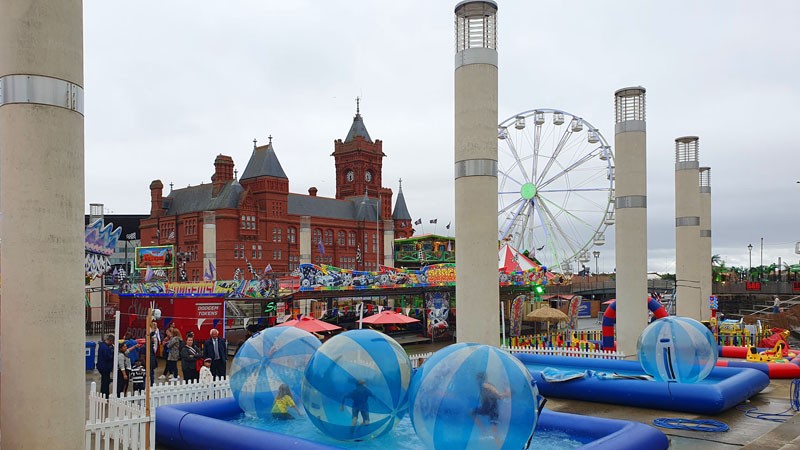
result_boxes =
[497,108,615,273]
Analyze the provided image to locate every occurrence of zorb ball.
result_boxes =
[229,326,321,419]
[408,343,541,450]
[637,316,718,383]
[301,329,412,441]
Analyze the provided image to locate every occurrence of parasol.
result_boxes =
[359,310,420,325]
[525,306,569,323]
[276,316,342,333]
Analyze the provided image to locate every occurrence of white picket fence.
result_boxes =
[85,377,231,450]
[408,352,433,368]
[503,345,626,360]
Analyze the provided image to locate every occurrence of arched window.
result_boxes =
[288,227,297,244]
[337,231,346,246]
[324,230,334,245]
[348,231,356,247]
[313,229,322,244]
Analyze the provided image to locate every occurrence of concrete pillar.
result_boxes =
[699,167,712,320]
[454,1,499,345]
[674,136,702,320]
[383,219,395,268]
[202,211,217,280]
[0,1,85,447]
[299,216,311,265]
[613,87,648,358]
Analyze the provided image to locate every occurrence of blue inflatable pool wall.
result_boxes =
[517,353,770,414]
[156,397,668,450]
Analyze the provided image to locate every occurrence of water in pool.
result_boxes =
[231,413,587,450]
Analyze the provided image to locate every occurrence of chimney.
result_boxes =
[150,180,164,217]
[308,187,318,197]
[213,155,234,196]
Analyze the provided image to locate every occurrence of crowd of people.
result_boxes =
[95,320,228,398]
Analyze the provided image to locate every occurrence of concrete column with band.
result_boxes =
[613,86,648,358]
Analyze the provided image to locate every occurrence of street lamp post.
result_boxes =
[760,237,763,281]
[748,243,753,280]
[593,250,600,291]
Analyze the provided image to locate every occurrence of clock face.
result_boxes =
[365,170,373,182]
[346,170,354,182]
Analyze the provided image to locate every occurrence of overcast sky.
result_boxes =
[83,1,800,274]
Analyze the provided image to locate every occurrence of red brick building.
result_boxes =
[139,107,414,280]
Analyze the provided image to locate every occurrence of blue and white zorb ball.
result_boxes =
[301,329,412,441]
[229,326,321,419]
[408,343,541,450]
[637,316,718,383]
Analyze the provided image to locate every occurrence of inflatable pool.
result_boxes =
[516,353,770,414]
[717,345,800,379]
[156,397,669,450]
[601,298,668,350]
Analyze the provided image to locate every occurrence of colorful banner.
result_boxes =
[426,291,451,339]
[134,245,175,270]
[123,278,287,299]
[165,281,215,295]
[509,295,525,337]
[296,262,547,291]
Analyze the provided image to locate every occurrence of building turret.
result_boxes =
[333,99,385,199]
[392,179,413,238]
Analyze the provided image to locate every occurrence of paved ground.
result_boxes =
[86,320,800,449]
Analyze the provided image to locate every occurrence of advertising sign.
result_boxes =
[134,245,175,270]
[745,281,761,291]
[577,300,591,318]
[119,296,226,341]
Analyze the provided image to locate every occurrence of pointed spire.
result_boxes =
[253,138,257,149]
[345,98,372,143]
[392,179,412,221]
[241,134,288,180]
[169,182,174,193]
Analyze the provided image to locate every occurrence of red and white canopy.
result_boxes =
[498,243,541,273]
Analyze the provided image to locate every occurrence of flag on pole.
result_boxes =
[145,266,154,282]
[246,259,257,279]
[264,264,273,274]
[204,261,216,280]
[317,240,326,256]
[125,232,137,240]
[446,222,451,230]
[356,245,362,263]
[429,219,438,224]
[414,218,422,225]
[168,231,175,241]
[155,229,161,239]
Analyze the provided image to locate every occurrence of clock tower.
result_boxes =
[333,99,386,201]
